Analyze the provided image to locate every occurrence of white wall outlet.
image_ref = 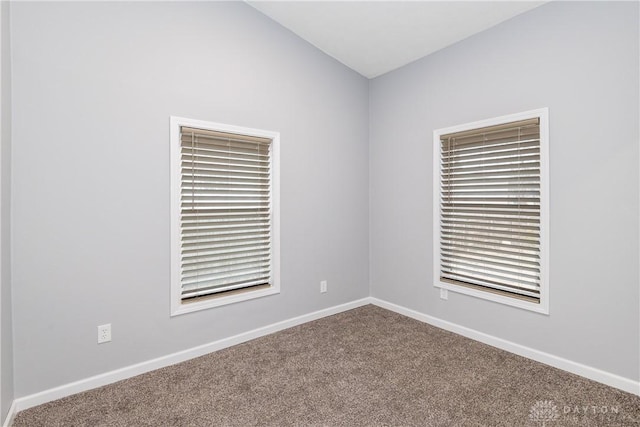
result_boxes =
[440,288,448,300]
[97,324,111,344]
[320,280,327,293]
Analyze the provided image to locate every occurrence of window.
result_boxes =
[433,109,549,314]
[170,117,280,316]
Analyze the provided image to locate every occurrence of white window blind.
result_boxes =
[179,126,274,302]
[439,117,541,302]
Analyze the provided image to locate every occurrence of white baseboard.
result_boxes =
[9,298,371,417]
[2,400,17,427]
[370,297,640,396]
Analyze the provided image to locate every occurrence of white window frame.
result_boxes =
[170,116,280,316]
[433,108,549,314]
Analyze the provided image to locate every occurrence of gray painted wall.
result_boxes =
[1,0,14,419]
[369,1,639,380]
[10,2,369,397]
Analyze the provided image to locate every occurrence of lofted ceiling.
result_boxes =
[248,1,547,79]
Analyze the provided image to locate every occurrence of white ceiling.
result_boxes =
[248,1,546,79]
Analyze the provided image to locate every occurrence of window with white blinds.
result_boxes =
[170,117,280,316]
[433,109,549,314]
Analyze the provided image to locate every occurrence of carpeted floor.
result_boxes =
[13,305,640,426]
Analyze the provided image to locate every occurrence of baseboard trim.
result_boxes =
[11,298,371,415]
[370,297,640,396]
[2,400,17,427]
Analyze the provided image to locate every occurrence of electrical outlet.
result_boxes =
[97,324,111,344]
[320,280,327,293]
[440,288,448,300]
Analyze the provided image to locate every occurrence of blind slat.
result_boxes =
[181,127,271,144]
[443,220,539,233]
[182,251,271,269]
[182,260,271,280]
[441,263,539,287]
[182,279,270,299]
[441,254,540,275]
[181,241,271,258]
[441,248,540,268]
[441,275,540,298]
[182,220,270,230]
[441,240,540,258]
[441,140,539,159]
[182,270,271,289]
[441,118,539,139]
[441,236,539,255]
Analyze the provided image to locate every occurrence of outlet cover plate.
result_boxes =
[320,280,327,293]
[98,324,111,344]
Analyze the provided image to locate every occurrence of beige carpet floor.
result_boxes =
[13,305,640,426]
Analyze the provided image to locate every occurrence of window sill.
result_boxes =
[171,285,280,317]
[435,281,549,315]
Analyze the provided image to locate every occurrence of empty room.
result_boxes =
[0,0,639,425]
